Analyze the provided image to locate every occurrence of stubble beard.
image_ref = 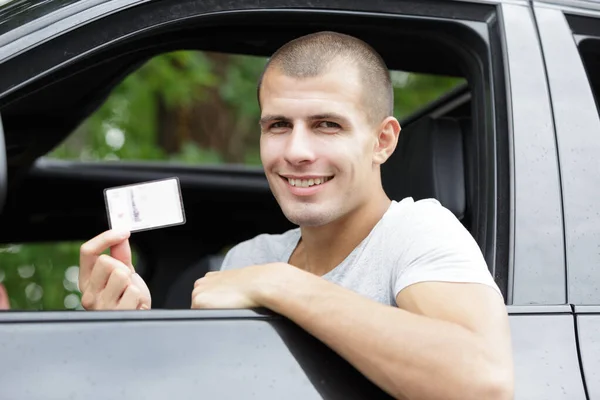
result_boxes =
[281,201,340,227]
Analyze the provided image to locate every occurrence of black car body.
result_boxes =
[0,0,599,399]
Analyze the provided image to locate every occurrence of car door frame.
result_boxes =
[533,2,600,398]
[498,2,587,398]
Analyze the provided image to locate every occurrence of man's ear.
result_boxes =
[373,116,401,165]
[0,283,10,310]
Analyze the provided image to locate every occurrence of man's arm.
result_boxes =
[193,263,513,400]
[257,267,513,400]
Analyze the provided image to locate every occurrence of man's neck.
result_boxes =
[289,194,392,276]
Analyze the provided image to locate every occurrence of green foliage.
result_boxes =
[393,72,465,119]
[169,141,224,164]
[3,50,464,311]
[50,51,219,162]
[220,55,267,119]
[0,242,82,310]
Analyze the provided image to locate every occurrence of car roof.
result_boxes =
[0,0,512,38]
[2,0,600,42]
[0,0,83,35]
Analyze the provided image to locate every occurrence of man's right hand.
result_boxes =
[79,230,151,310]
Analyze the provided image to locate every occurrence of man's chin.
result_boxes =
[280,205,335,227]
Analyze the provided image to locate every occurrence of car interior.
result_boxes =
[0,10,508,309]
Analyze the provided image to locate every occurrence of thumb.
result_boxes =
[110,239,133,271]
[131,273,151,309]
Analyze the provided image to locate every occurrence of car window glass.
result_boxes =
[47,50,465,166]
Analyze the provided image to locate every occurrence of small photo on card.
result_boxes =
[104,177,186,233]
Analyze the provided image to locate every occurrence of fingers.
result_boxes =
[191,272,220,306]
[103,268,131,307]
[79,230,155,311]
[80,230,130,289]
[191,281,204,308]
[117,285,142,310]
[130,273,151,309]
[88,255,127,294]
[194,271,218,288]
[110,239,133,271]
[191,283,201,299]
[191,290,204,309]
[81,254,132,310]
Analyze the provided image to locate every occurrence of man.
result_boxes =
[79,32,514,399]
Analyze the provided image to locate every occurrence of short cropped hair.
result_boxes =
[257,31,394,126]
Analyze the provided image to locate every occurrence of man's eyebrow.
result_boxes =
[308,113,350,123]
[259,113,351,125]
[259,115,288,125]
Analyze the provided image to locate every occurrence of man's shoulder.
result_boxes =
[384,197,454,228]
[375,197,476,254]
[220,227,301,270]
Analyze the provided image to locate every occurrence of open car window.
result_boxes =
[1,50,465,311]
[0,3,505,312]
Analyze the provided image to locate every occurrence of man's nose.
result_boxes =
[283,124,316,165]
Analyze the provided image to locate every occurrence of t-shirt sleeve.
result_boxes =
[393,199,502,299]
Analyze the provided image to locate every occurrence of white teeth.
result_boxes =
[287,177,332,187]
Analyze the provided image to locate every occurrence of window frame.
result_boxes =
[537,7,600,306]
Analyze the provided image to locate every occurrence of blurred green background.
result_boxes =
[0,51,464,311]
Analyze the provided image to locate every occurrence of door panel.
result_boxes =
[508,306,587,399]
[500,3,566,305]
[533,5,600,305]
[0,308,587,400]
[0,310,392,400]
[535,8,600,398]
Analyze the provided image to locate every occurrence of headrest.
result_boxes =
[381,117,466,220]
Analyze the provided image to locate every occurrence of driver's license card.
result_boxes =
[104,177,186,233]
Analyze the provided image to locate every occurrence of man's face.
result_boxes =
[259,64,381,227]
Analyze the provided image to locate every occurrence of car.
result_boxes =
[0,0,599,399]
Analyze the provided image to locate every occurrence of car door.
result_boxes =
[0,0,586,399]
[534,2,600,398]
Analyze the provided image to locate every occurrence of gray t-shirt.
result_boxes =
[221,197,501,306]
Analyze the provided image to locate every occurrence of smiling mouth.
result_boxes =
[282,176,333,188]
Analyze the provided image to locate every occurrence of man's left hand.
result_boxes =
[191,263,292,309]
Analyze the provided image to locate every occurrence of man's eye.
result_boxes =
[318,121,341,129]
[270,122,289,129]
